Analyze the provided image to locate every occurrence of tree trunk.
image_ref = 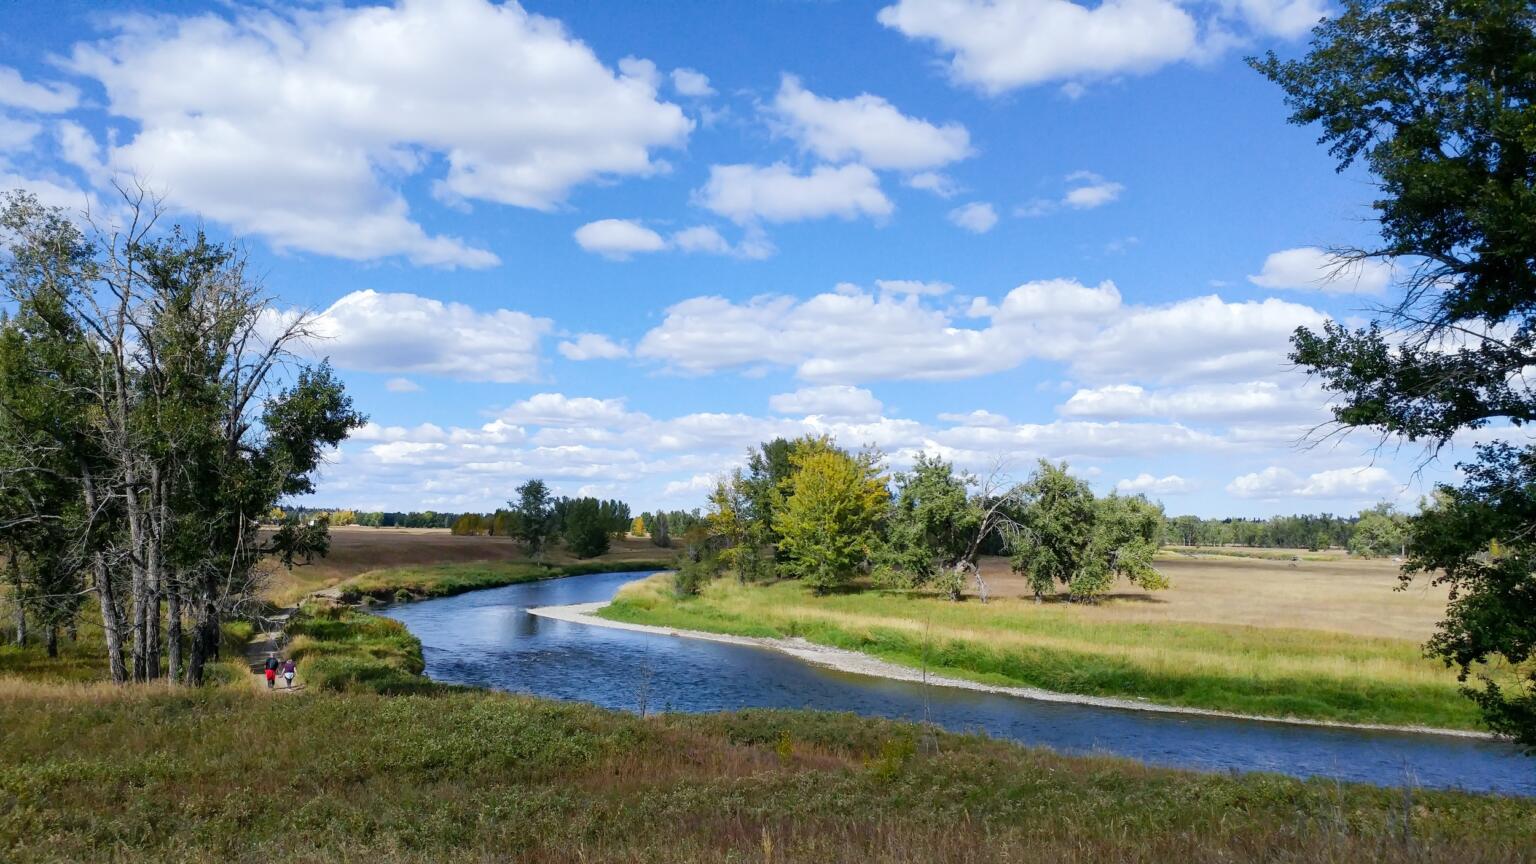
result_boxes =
[144,467,163,680]
[45,625,57,658]
[166,583,182,683]
[8,550,24,646]
[185,598,207,687]
[126,476,148,683]
[81,463,127,684]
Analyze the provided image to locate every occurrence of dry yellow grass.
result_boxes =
[977,550,1448,641]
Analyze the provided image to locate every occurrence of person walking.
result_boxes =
[282,657,296,689]
[263,654,279,690]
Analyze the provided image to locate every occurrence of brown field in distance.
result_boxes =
[980,549,1449,641]
[262,526,667,603]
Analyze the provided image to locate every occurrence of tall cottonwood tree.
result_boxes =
[1254,0,1536,746]
[0,189,362,684]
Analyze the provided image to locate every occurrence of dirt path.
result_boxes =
[244,607,305,694]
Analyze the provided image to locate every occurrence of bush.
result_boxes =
[672,552,721,598]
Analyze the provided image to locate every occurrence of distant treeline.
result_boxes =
[1165,509,1406,555]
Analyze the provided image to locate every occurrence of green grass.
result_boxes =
[4,589,1531,862]
[337,559,672,603]
[3,683,1533,863]
[284,602,439,694]
[600,575,1484,731]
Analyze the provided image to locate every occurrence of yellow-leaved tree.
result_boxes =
[772,436,887,594]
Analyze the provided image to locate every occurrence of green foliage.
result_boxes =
[1012,462,1168,601]
[772,437,888,593]
[1403,444,1536,751]
[1012,461,1098,599]
[650,511,670,548]
[672,550,723,598]
[450,513,487,536]
[1349,504,1408,558]
[877,453,980,594]
[1253,0,1536,745]
[509,479,554,559]
[561,497,612,559]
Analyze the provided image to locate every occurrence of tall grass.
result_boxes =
[601,575,1482,730]
[2,683,1532,863]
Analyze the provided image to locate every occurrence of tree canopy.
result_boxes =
[1254,0,1536,747]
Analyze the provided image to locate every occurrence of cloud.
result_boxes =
[558,333,630,361]
[573,219,669,260]
[1227,465,1399,500]
[695,162,892,224]
[385,377,422,393]
[671,67,715,96]
[64,0,690,266]
[875,279,953,296]
[937,409,1010,427]
[1062,171,1124,209]
[0,115,41,151]
[877,0,1201,93]
[499,393,637,428]
[1248,247,1394,295]
[1115,473,1192,495]
[769,385,885,419]
[1060,381,1329,423]
[633,279,1327,386]
[0,66,79,113]
[294,289,551,383]
[671,225,776,260]
[1230,0,1328,38]
[770,74,971,171]
[947,201,997,233]
[905,171,959,198]
[314,388,1273,512]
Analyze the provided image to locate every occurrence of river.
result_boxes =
[379,569,1534,796]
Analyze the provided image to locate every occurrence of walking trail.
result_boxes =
[244,607,305,694]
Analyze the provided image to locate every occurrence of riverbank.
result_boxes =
[6,578,1536,862]
[534,600,1491,739]
[596,573,1485,732]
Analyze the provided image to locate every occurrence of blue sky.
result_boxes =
[0,0,1485,517]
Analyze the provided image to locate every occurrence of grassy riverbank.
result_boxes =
[5,592,1534,862]
[5,683,1535,862]
[600,575,1483,731]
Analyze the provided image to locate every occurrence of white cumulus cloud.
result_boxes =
[769,385,885,419]
[63,0,691,267]
[770,74,971,171]
[695,162,893,224]
[1248,247,1394,295]
[558,333,630,361]
[294,289,551,383]
[948,201,998,233]
[877,0,1201,92]
[573,219,669,260]
[1227,465,1399,500]
[1115,473,1192,495]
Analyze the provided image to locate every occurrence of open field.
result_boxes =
[4,614,1533,864]
[978,551,1449,642]
[601,558,1481,730]
[262,526,669,604]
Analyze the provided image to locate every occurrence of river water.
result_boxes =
[379,569,1534,796]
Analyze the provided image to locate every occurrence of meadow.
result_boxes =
[4,608,1535,863]
[600,551,1481,731]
